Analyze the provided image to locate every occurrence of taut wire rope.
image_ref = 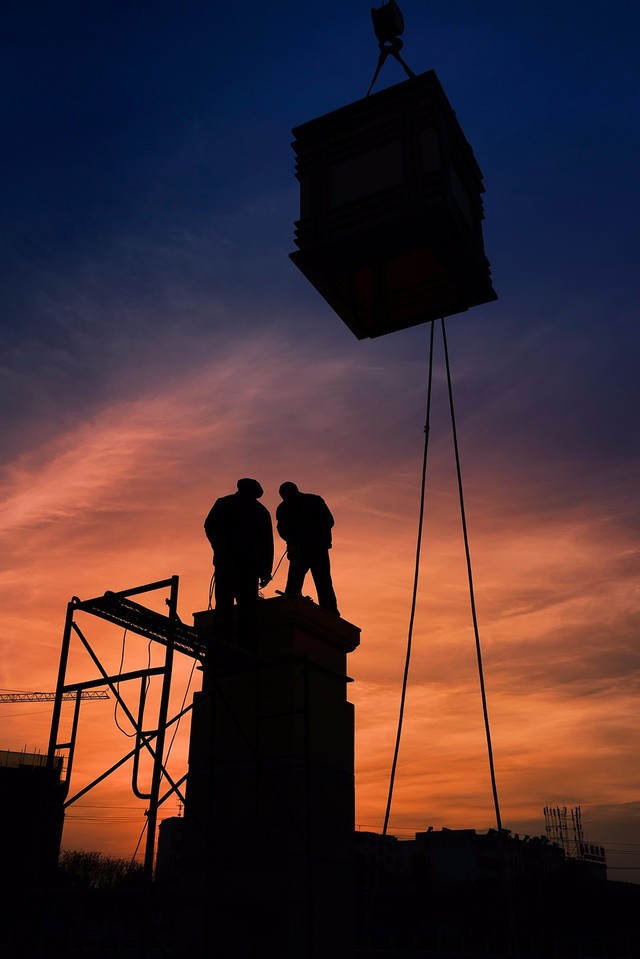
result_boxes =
[382,319,503,837]
[441,317,502,832]
[382,320,435,836]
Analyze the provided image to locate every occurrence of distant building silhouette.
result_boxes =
[0,748,65,884]
[355,825,606,887]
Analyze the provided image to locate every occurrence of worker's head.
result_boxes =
[279,482,299,500]
[237,478,264,498]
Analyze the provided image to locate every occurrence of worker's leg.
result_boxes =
[235,567,260,649]
[283,545,309,597]
[309,550,339,615]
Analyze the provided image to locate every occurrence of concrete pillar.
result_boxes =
[180,596,360,959]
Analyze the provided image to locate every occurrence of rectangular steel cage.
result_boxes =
[290,69,497,339]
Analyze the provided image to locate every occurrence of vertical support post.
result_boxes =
[47,599,76,777]
[64,689,83,785]
[143,575,178,880]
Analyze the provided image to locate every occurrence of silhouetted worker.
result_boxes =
[276,482,339,616]
[204,478,274,645]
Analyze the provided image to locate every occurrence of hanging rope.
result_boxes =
[261,548,289,595]
[382,321,435,835]
[164,656,198,762]
[207,548,288,609]
[381,318,503,838]
[441,317,503,833]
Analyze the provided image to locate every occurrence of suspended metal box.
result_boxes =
[290,70,497,339]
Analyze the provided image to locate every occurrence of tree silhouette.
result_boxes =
[58,850,143,889]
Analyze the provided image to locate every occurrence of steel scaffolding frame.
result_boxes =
[46,575,205,878]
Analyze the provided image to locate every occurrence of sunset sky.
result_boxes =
[2,1,640,880]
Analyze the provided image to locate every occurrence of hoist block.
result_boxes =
[290,70,497,339]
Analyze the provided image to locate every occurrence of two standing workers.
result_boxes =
[204,478,339,643]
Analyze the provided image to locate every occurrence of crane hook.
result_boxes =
[367,0,416,96]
